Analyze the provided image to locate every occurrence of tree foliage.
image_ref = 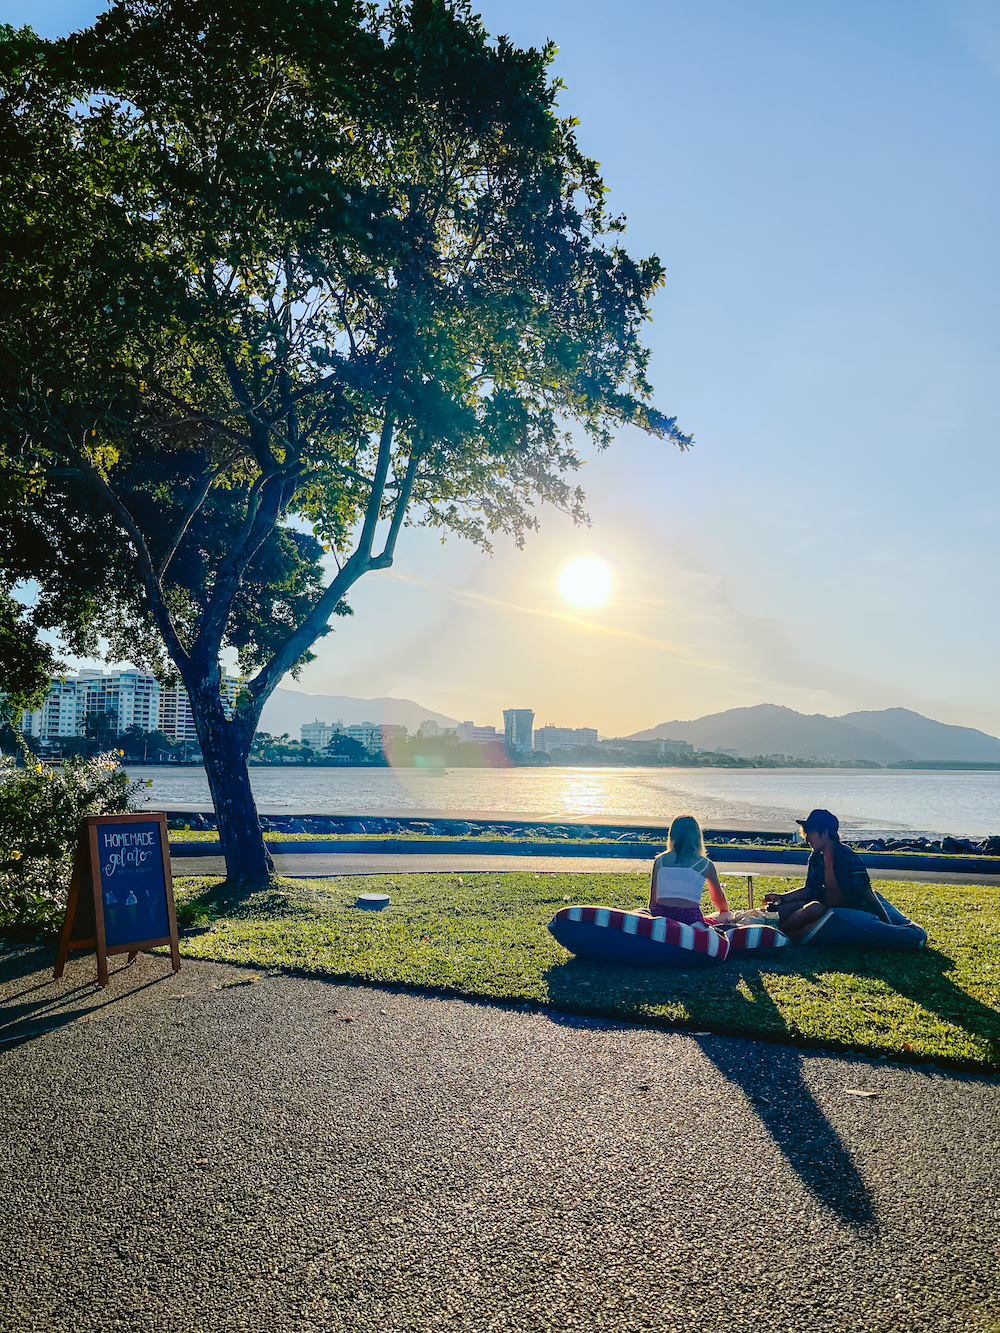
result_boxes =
[0,753,143,929]
[0,0,691,883]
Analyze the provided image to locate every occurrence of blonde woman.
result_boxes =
[648,815,729,925]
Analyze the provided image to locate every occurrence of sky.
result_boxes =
[8,0,1000,737]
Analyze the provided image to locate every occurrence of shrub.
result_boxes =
[0,753,144,931]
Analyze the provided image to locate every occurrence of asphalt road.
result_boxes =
[1,943,998,1333]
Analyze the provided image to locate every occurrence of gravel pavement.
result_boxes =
[1,942,998,1333]
[171,852,656,877]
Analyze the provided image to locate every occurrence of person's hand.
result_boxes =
[763,893,782,907]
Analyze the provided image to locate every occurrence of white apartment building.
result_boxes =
[21,669,161,746]
[301,718,343,749]
[13,668,243,751]
[533,724,599,754]
[159,673,243,744]
[599,737,695,757]
[300,719,408,752]
[456,721,499,744]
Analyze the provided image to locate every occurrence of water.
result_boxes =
[123,765,1000,838]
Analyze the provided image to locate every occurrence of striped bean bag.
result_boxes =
[548,905,730,968]
[716,923,791,957]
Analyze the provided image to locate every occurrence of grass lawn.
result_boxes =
[168,871,1000,1068]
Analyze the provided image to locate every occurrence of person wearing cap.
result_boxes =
[763,808,890,941]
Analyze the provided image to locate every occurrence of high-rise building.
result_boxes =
[159,673,244,745]
[503,708,534,753]
[20,669,160,746]
[533,724,599,754]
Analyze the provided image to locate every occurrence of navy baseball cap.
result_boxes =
[796,808,839,835]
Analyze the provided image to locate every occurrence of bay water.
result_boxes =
[125,764,1000,839]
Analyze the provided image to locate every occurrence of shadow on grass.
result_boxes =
[176,877,313,924]
[798,946,999,1062]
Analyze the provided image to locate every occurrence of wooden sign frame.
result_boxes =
[54,812,181,987]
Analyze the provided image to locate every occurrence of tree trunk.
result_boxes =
[191,684,272,888]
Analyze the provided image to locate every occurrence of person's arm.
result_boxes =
[764,884,810,908]
[845,866,890,922]
[705,863,728,913]
[649,857,660,912]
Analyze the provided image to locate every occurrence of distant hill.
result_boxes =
[628,703,1000,763]
[838,708,1000,762]
[259,688,459,738]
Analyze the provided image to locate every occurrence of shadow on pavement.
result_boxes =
[694,1022,877,1233]
[0,938,174,1053]
[543,959,878,1230]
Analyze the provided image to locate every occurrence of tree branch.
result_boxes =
[157,464,225,580]
[221,353,275,471]
[357,414,395,561]
[246,553,367,718]
[243,415,397,716]
[192,462,302,660]
[369,447,421,569]
[75,450,189,668]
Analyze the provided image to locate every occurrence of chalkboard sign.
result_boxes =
[54,813,180,987]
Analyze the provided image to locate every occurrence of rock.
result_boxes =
[942,836,980,855]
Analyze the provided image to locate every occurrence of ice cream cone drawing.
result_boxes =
[105,890,117,925]
[126,890,137,924]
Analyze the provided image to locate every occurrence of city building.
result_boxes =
[159,673,243,746]
[533,724,599,754]
[301,719,408,753]
[18,678,79,744]
[417,719,449,738]
[301,719,343,749]
[20,669,161,747]
[599,737,695,757]
[503,708,534,753]
[456,721,499,744]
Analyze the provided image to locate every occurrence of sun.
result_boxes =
[558,557,612,607]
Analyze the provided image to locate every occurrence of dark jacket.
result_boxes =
[803,841,886,918]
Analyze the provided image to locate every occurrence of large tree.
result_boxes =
[0,0,691,885]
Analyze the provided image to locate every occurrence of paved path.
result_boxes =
[172,852,656,877]
[170,851,1000,886]
[1,942,997,1333]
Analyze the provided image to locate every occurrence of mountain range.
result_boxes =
[259,688,459,738]
[628,704,1000,763]
[261,691,1000,763]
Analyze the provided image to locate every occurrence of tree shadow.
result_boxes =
[799,946,999,1062]
[692,972,877,1232]
[543,957,877,1230]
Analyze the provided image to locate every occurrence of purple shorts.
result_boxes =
[651,904,707,926]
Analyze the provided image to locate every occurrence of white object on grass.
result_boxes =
[356,893,390,910]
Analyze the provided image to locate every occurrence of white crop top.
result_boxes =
[653,852,715,904]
